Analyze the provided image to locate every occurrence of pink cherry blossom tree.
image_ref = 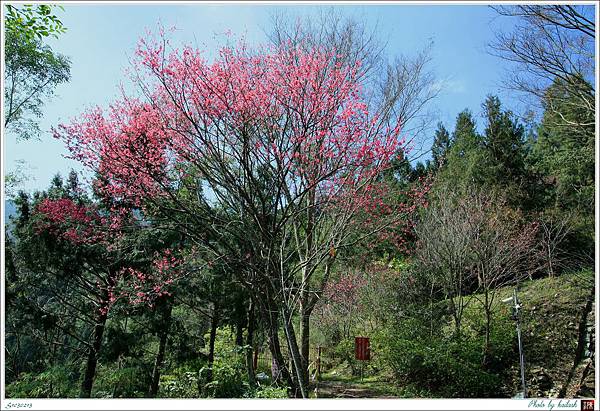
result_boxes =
[54,31,414,397]
[33,193,185,397]
[32,196,131,397]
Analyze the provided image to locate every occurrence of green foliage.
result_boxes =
[430,122,451,169]
[6,365,78,398]
[435,97,536,210]
[199,328,248,398]
[5,160,34,199]
[332,339,360,376]
[4,5,70,139]
[156,358,210,398]
[436,110,488,191]
[5,4,67,41]
[245,385,288,398]
[530,76,595,218]
[159,371,200,398]
[164,373,199,398]
[201,360,247,398]
[392,384,435,398]
[387,255,409,271]
[94,364,149,398]
[482,95,526,186]
[380,301,515,398]
[382,333,501,397]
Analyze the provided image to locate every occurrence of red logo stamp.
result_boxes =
[581,399,595,411]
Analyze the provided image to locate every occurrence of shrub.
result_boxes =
[201,356,247,398]
[333,338,359,375]
[93,364,149,398]
[199,328,248,398]
[381,309,515,398]
[6,365,78,398]
[393,383,435,398]
[245,385,288,398]
[159,371,199,398]
[158,358,208,398]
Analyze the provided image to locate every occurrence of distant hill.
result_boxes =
[4,200,17,222]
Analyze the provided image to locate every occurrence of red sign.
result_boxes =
[354,337,370,361]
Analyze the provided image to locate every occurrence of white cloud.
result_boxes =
[429,78,466,94]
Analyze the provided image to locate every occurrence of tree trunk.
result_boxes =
[300,303,311,390]
[547,244,554,277]
[449,296,462,339]
[207,302,219,383]
[80,309,108,398]
[299,188,316,392]
[235,315,245,347]
[245,300,256,387]
[282,307,308,398]
[149,300,173,397]
[482,291,492,368]
[261,298,294,392]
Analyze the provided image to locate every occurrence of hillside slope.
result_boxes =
[499,270,595,398]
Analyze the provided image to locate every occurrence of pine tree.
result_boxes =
[430,122,452,170]
[437,110,488,191]
[530,76,595,215]
[482,95,526,186]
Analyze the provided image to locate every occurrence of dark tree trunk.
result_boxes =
[80,309,108,398]
[149,300,173,397]
[482,291,492,368]
[261,297,294,392]
[282,307,308,398]
[450,296,462,340]
[245,300,256,387]
[235,314,245,347]
[207,302,219,383]
[80,270,116,399]
[299,188,316,392]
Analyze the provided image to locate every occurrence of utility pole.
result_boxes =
[504,286,527,398]
[512,287,527,398]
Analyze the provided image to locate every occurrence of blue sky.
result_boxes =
[5,4,532,193]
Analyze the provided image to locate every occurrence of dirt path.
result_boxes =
[312,379,399,398]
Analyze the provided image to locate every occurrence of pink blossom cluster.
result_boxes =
[96,249,182,316]
[55,101,173,207]
[35,198,104,245]
[119,249,181,307]
[53,32,406,215]
[34,198,128,246]
[325,270,368,308]
[361,175,433,253]
[316,263,401,332]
